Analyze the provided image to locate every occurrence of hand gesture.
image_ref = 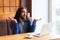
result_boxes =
[8,16,17,23]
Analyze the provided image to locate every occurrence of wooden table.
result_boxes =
[0,33,60,40]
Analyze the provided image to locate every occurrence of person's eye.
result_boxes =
[22,11,27,14]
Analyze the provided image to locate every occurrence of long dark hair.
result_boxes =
[14,7,26,22]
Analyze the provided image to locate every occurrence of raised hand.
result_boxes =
[8,16,17,23]
[32,18,42,21]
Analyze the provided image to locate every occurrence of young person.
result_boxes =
[8,7,37,34]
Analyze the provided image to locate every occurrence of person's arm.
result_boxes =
[8,16,18,34]
[28,18,42,32]
[8,16,17,23]
[10,21,18,34]
[32,18,42,21]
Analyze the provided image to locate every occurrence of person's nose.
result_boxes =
[24,12,27,15]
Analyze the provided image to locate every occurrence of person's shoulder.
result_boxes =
[28,17,32,20]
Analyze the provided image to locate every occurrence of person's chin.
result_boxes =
[22,17,26,19]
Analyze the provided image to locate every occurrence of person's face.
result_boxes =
[21,8,27,19]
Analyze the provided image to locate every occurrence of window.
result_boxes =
[32,0,48,33]
[52,0,60,35]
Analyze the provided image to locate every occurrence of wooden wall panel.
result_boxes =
[10,0,16,6]
[0,0,3,6]
[4,7,9,14]
[4,0,9,6]
[0,14,15,20]
[0,0,21,19]
[0,7,3,12]
[10,7,16,12]
[16,0,20,7]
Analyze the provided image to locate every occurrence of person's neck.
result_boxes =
[19,18,24,23]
